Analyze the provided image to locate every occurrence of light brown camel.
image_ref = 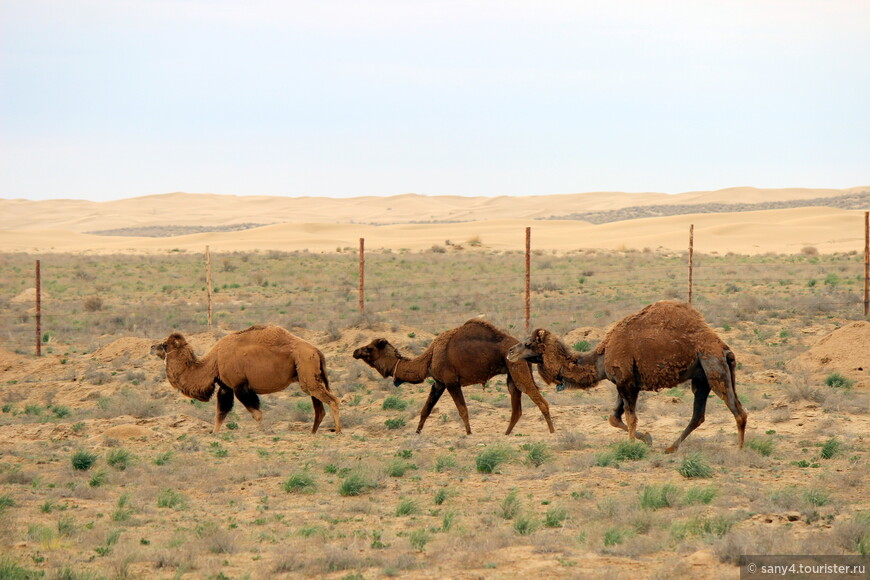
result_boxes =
[352,319,555,435]
[150,325,341,434]
[507,301,747,452]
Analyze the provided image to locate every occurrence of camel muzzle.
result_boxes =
[150,343,166,360]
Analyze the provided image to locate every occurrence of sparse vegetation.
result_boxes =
[678,453,714,479]
[70,449,98,471]
[476,445,513,474]
[0,247,867,578]
[283,470,316,494]
[825,371,855,390]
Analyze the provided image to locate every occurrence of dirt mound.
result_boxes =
[9,287,49,304]
[791,321,870,385]
[562,327,606,349]
[0,347,28,371]
[90,337,155,362]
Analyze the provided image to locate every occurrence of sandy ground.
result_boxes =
[0,315,868,579]
[1,189,868,578]
[0,187,867,255]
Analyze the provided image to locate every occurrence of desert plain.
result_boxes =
[0,186,868,579]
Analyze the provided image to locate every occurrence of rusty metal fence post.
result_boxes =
[864,212,868,316]
[688,224,694,305]
[359,238,365,313]
[35,260,41,357]
[206,245,213,329]
[525,227,531,334]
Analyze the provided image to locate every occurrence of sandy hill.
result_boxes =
[0,186,867,255]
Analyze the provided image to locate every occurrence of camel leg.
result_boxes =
[508,367,555,434]
[666,378,710,454]
[234,382,265,430]
[608,395,629,431]
[505,379,523,435]
[703,357,748,449]
[416,382,447,433]
[617,382,651,445]
[445,383,472,435]
[311,397,325,434]
[311,390,342,434]
[214,384,235,434]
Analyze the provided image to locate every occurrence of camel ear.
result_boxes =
[375,338,389,349]
[533,329,545,344]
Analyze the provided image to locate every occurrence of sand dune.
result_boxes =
[0,207,863,255]
[1,186,862,231]
[1,187,866,255]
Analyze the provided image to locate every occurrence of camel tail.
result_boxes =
[726,349,737,392]
[318,351,331,392]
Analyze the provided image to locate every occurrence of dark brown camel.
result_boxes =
[352,319,555,435]
[151,325,341,434]
[507,301,747,452]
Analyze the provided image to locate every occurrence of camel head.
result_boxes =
[506,329,549,364]
[352,338,405,386]
[150,332,189,360]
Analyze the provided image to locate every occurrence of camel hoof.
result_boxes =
[642,432,653,446]
[664,445,677,454]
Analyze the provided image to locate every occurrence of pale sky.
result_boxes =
[1,0,868,201]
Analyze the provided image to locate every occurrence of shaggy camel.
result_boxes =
[352,319,555,435]
[151,325,341,434]
[507,301,747,452]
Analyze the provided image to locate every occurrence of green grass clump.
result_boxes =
[603,528,627,546]
[544,506,568,528]
[395,499,418,516]
[51,405,72,418]
[640,484,679,510]
[521,442,552,468]
[156,489,187,510]
[283,470,316,494]
[513,514,538,535]
[572,340,591,352]
[0,494,14,512]
[476,445,513,474]
[339,471,377,497]
[434,488,450,505]
[381,394,408,411]
[500,490,521,519]
[825,371,855,390]
[408,529,430,551]
[106,448,132,471]
[804,488,832,507]
[678,453,714,479]
[820,437,841,459]
[386,459,416,478]
[670,515,733,540]
[153,451,172,466]
[384,417,406,430]
[434,454,456,472]
[88,470,108,487]
[0,556,42,580]
[71,449,98,471]
[746,437,776,457]
[112,494,135,522]
[683,486,717,505]
[612,440,649,461]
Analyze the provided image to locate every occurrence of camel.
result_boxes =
[507,300,747,453]
[150,325,341,434]
[352,319,555,435]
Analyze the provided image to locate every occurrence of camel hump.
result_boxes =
[458,318,506,341]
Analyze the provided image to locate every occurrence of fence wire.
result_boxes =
[0,250,865,355]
